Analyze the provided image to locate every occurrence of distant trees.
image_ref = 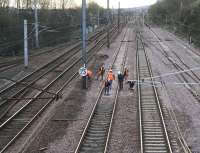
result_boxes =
[0,0,9,7]
[88,2,105,25]
[149,0,200,45]
[0,0,107,56]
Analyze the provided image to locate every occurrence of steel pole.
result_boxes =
[34,0,39,48]
[118,1,120,32]
[142,12,144,27]
[82,0,87,89]
[107,0,110,48]
[24,20,28,68]
[98,6,100,27]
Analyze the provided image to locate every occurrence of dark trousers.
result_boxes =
[105,86,109,95]
[97,74,104,80]
[119,81,123,89]
[108,80,113,90]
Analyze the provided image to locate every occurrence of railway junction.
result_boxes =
[1,8,200,153]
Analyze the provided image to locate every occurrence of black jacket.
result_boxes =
[118,74,124,81]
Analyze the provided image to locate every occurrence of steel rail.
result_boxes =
[172,50,200,82]
[0,64,19,72]
[161,82,192,153]
[165,29,200,58]
[0,26,118,121]
[0,27,106,71]
[0,24,120,153]
[145,26,193,153]
[145,25,200,83]
[145,27,200,101]
[0,25,117,124]
[136,33,144,153]
[141,34,200,85]
[0,27,107,96]
[0,40,96,120]
[137,31,172,153]
[103,26,130,153]
[0,25,115,128]
[140,34,173,153]
[74,24,129,153]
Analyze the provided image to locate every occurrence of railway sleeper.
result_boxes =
[81,142,105,148]
[85,132,107,137]
[79,146,104,153]
[88,126,108,131]
[83,138,105,144]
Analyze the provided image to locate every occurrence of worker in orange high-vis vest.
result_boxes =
[107,69,115,91]
[87,70,93,80]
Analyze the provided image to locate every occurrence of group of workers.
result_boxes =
[104,68,129,95]
[86,65,135,95]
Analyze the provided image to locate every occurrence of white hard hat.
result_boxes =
[118,71,121,74]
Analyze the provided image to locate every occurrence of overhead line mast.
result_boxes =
[118,1,120,32]
[107,0,110,48]
[82,0,87,89]
[34,0,39,48]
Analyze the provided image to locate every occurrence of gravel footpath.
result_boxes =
[143,26,200,152]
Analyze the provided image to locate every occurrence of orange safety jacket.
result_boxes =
[107,72,115,81]
[87,70,93,78]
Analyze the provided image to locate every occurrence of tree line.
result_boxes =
[0,0,77,9]
[148,0,200,46]
[0,0,107,56]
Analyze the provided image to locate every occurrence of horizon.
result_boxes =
[9,0,157,9]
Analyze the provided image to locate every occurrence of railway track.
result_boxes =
[0,25,119,122]
[165,30,200,58]
[145,26,200,101]
[0,27,106,72]
[0,24,121,152]
[74,24,130,153]
[136,32,172,153]
[141,25,192,152]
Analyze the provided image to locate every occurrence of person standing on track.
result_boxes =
[123,67,129,80]
[107,69,115,91]
[117,71,124,90]
[87,70,93,80]
[97,65,105,80]
[104,79,110,95]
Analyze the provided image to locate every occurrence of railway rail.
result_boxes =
[0,24,122,152]
[145,23,200,57]
[144,26,200,102]
[0,24,119,122]
[165,29,200,58]
[141,24,192,152]
[136,31,172,153]
[74,24,130,153]
[0,27,106,72]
